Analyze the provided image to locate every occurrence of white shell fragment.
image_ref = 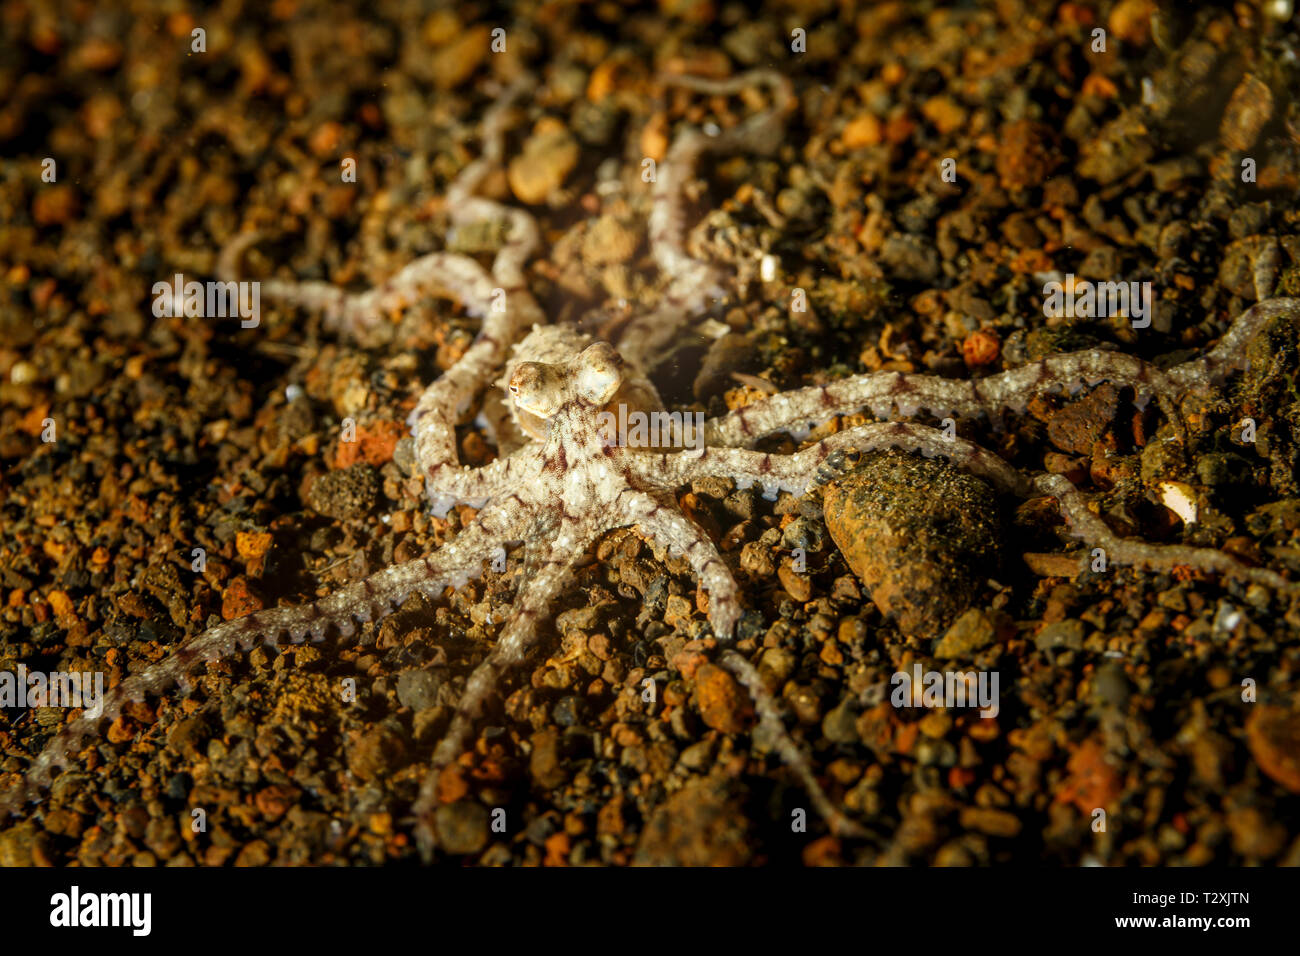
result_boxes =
[1157,480,1198,525]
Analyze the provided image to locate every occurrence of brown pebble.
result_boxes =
[221,576,263,620]
[1246,705,1300,794]
[777,561,811,601]
[507,119,580,205]
[1220,74,1273,153]
[824,450,1002,638]
[694,663,750,734]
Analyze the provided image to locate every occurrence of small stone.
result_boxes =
[1107,0,1156,45]
[1035,619,1086,653]
[0,822,40,866]
[777,563,811,602]
[921,95,966,135]
[1226,806,1287,859]
[508,119,580,205]
[581,214,641,266]
[221,577,263,621]
[32,184,80,226]
[934,608,996,659]
[842,113,882,148]
[781,517,825,552]
[1220,74,1274,153]
[822,696,859,744]
[347,725,407,781]
[959,806,1022,838]
[824,450,1002,638]
[879,234,940,283]
[334,420,407,469]
[679,739,715,770]
[634,776,751,866]
[996,121,1058,191]
[739,541,775,577]
[962,329,1000,367]
[1091,662,1131,711]
[429,25,490,91]
[530,729,567,788]
[1046,384,1121,455]
[235,531,273,562]
[1246,706,1300,794]
[1055,738,1121,813]
[664,593,694,629]
[759,646,795,683]
[396,670,442,711]
[435,801,490,856]
[306,464,379,520]
[694,663,749,734]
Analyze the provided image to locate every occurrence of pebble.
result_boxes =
[823,450,1003,637]
[842,113,883,149]
[679,739,715,770]
[435,801,490,856]
[306,464,379,520]
[777,562,811,602]
[1034,619,1086,653]
[1045,384,1120,456]
[1220,74,1274,152]
[693,663,750,733]
[822,695,860,744]
[347,725,407,781]
[1055,739,1121,812]
[959,806,1023,838]
[634,777,751,866]
[396,669,442,711]
[508,119,580,205]
[581,214,641,266]
[934,608,997,659]
[429,25,490,90]
[1246,706,1300,794]
[996,121,1058,191]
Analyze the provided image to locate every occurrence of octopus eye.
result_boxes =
[509,363,562,418]
[576,342,623,405]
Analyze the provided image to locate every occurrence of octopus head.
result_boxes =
[508,341,625,421]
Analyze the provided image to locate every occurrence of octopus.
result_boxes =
[5,67,1299,860]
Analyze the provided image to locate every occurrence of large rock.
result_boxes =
[823,450,1002,638]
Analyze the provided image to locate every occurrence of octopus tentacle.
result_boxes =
[619,487,867,839]
[424,441,545,517]
[720,650,869,840]
[617,70,796,370]
[410,76,548,485]
[0,496,527,817]
[627,423,1035,498]
[703,298,1300,448]
[218,233,499,344]
[1034,473,1299,594]
[426,528,591,772]
[414,525,598,855]
[621,488,744,640]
